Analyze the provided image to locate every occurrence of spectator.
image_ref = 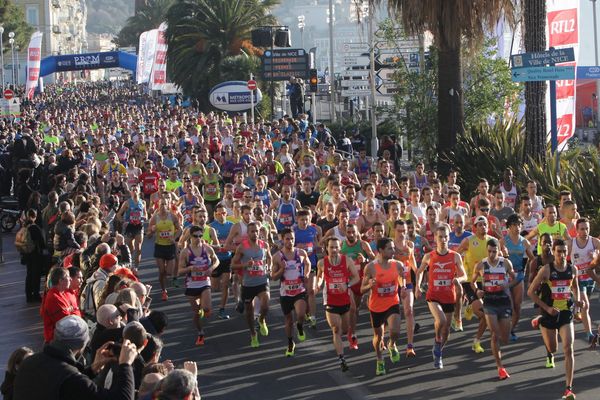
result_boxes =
[89,304,124,357]
[20,208,46,303]
[13,315,137,400]
[140,310,169,337]
[156,365,200,400]
[41,267,81,343]
[0,347,33,400]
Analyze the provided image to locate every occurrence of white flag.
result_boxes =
[25,31,43,99]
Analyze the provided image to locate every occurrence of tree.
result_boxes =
[115,0,174,47]
[0,0,34,50]
[165,0,279,108]
[523,0,547,162]
[376,0,514,173]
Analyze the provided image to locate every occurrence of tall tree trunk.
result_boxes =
[437,30,464,175]
[524,0,547,162]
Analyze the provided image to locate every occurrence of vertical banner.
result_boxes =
[136,31,148,84]
[25,31,43,99]
[547,0,579,148]
[150,23,167,91]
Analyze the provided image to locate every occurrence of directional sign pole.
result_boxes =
[548,48,559,172]
[250,73,255,124]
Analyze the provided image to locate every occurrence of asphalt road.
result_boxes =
[1,233,599,400]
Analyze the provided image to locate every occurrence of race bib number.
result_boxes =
[376,282,397,297]
[328,280,346,294]
[551,280,571,300]
[280,215,293,225]
[159,231,173,239]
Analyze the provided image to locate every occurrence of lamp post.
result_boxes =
[592,0,600,128]
[297,15,305,49]
[8,32,14,87]
[15,45,19,86]
[0,26,4,91]
[328,0,336,122]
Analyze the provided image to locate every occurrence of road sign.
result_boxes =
[261,48,309,81]
[247,80,257,90]
[577,66,600,79]
[342,43,369,54]
[342,56,370,67]
[341,79,370,86]
[342,69,370,78]
[511,66,575,82]
[0,98,21,117]
[3,89,14,100]
[511,48,575,68]
[341,89,371,97]
[376,83,399,96]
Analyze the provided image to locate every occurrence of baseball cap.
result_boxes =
[99,253,119,270]
[474,216,488,225]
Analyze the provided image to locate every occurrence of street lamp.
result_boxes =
[14,45,19,86]
[297,15,305,49]
[328,0,336,122]
[592,0,600,128]
[8,33,14,87]
[0,26,4,91]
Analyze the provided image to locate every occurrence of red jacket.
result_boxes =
[41,287,81,343]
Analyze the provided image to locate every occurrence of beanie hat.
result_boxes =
[54,315,89,350]
[99,253,119,271]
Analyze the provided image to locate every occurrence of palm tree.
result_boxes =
[115,0,174,47]
[165,0,279,106]
[524,0,546,162]
[378,0,514,172]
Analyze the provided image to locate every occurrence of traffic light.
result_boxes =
[309,69,318,92]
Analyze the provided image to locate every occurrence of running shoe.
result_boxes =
[218,308,230,320]
[349,335,359,350]
[587,333,596,344]
[161,290,168,302]
[498,367,510,380]
[574,312,582,322]
[405,347,416,358]
[562,389,576,400]
[250,334,259,348]
[510,331,518,342]
[465,304,474,321]
[546,355,555,368]
[235,300,245,314]
[414,323,421,334]
[472,341,484,354]
[375,360,386,376]
[297,330,306,342]
[531,316,541,330]
[195,335,205,346]
[308,315,317,329]
[340,358,349,372]
[389,343,400,363]
[451,319,464,332]
[434,356,443,369]
[198,309,205,319]
[432,345,442,369]
[285,342,296,357]
[258,319,269,336]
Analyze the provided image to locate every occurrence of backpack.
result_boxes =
[80,277,98,322]
[15,226,36,254]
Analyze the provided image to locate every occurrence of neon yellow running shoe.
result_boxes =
[376,360,386,376]
[285,342,296,357]
[297,330,306,342]
[472,341,484,354]
[198,309,204,319]
[250,334,259,348]
[546,355,555,368]
[465,304,474,321]
[388,342,400,363]
[259,319,269,336]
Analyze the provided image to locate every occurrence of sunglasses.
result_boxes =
[480,208,490,212]
[192,233,203,238]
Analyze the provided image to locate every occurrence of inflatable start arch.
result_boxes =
[40,51,137,77]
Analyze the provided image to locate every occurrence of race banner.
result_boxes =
[547,0,579,147]
[25,31,43,99]
[150,23,167,91]
[136,30,148,84]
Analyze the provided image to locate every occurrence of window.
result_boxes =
[26,5,39,26]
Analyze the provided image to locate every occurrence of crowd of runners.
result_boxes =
[1,81,598,400]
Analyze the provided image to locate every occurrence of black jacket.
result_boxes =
[13,343,134,400]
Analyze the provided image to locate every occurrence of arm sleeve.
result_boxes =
[59,364,134,400]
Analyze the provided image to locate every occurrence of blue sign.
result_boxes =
[511,48,575,68]
[511,66,575,82]
[577,66,600,79]
[54,52,121,72]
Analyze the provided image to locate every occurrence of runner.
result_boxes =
[272,185,301,231]
[528,239,582,400]
[526,204,569,254]
[316,237,360,372]
[341,223,376,350]
[294,209,322,329]
[471,238,516,380]
[147,198,182,301]
[116,184,147,273]
[566,218,600,342]
[500,214,534,341]
[271,228,311,356]
[178,225,219,346]
[231,222,272,348]
[416,224,466,369]
[448,213,471,331]
[361,237,404,375]
[456,215,491,354]
[210,205,235,320]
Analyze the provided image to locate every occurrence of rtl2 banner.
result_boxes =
[25,31,43,99]
[150,23,167,91]
[547,0,579,147]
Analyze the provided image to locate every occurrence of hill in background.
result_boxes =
[87,0,134,35]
